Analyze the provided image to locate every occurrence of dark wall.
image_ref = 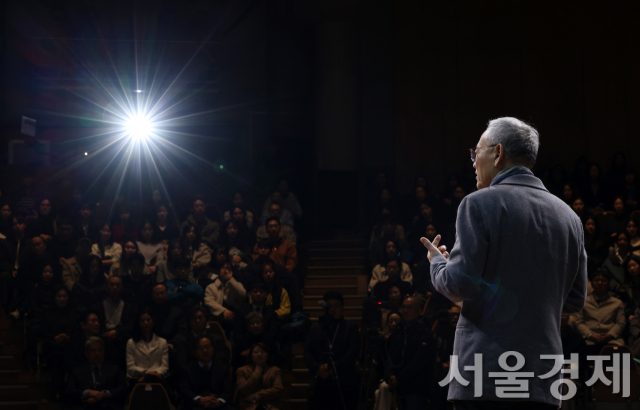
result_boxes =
[393,0,640,194]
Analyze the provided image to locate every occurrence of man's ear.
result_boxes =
[494,144,505,167]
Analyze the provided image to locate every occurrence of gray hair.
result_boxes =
[485,117,540,167]
[85,336,105,351]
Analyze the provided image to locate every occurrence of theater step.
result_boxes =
[309,257,363,267]
[309,316,362,327]
[304,285,359,296]
[0,385,51,402]
[0,371,36,385]
[303,295,364,308]
[307,266,365,275]
[0,357,21,371]
[0,330,23,345]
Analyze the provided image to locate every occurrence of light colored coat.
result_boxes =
[204,277,246,316]
[575,294,626,345]
[236,365,283,410]
[368,261,413,292]
[430,174,587,407]
[125,334,169,379]
[61,257,82,291]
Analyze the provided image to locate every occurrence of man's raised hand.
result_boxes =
[420,235,449,262]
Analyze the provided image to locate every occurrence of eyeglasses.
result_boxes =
[469,145,497,163]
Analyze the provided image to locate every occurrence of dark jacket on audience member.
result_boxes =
[148,302,183,341]
[179,359,233,409]
[172,329,229,373]
[234,305,280,345]
[65,362,127,410]
[304,315,360,383]
[384,317,436,398]
[92,299,137,342]
[65,333,116,370]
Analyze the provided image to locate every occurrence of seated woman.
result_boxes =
[136,220,165,274]
[218,219,252,256]
[91,224,122,274]
[42,286,79,397]
[380,286,404,335]
[224,192,256,229]
[180,222,212,279]
[112,203,138,244]
[236,342,284,410]
[109,240,151,277]
[155,202,180,243]
[373,312,402,410]
[372,259,414,303]
[260,260,291,319]
[368,240,413,293]
[601,231,632,290]
[126,308,169,386]
[204,261,246,333]
[613,254,640,322]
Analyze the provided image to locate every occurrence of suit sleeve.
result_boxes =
[563,231,588,313]
[430,197,488,303]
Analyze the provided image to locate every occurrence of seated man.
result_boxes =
[368,249,413,293]
[372,258,414,302]
[204,261,246,333]
[178,335,233,409]
[148,283,183,342]
[180,195,219,248]
[385,295,436,410]
[66,312,115,370]
[304,291,360,410]
[251,239,302,313]
[574,269,627,355]
[259,192,295,227]
[65,337,127,410]
[166,257,204,307]
[256,203,296,244]
[62,238,93,291]
[253,217,297,274]
[120,253,155,309]
[92,276,136,361]
[172,306,229,372]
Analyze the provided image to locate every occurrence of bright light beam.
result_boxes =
[125,114,153,141]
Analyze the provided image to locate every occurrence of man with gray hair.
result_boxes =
[421,117,587,409]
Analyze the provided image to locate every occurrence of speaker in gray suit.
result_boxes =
[422,117,588,410]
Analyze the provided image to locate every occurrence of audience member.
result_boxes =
[93,276,137,359]
[630,307,640,358]
[304,291,359,410]
[180,222,212,278]
[369,218,410,266]
[624,168,638,211]
[223,192,256,230]
[126,308,169,384]
[120,253,155,309]
[236,342,284,410]
[232,312,276,369]
[602,232,632,289]
[14,235,52,296]
[65,337,127,409]
[112,204,138,245]
[108,240,151,277]
[178,335,233,409]
[166,257,204,307]
[148,283,183,342]
[253,217,297,274]
[181,195,219,248]
[157,239,195,283]
[256,203,296,244]
[61,238,93,291]
[0,203,12,237]
[66,312,114,370]
[372,259,413,302]
[73,255,108,308]
[29,198,56,241]
[571,197,587,223]
[74,203,100,241]
[8,216,29,279]
[260,259,291,319]
[204,261,246,332]
[260,191,295,227]
[368,250,413,293]
[626,218,640,254]
[218,219,252,256]
[561,184,575,205]
[584,217,607,275]
[136,220,165,274]
[91,224,122,273]
[172,306,229,373]
[155,203,180,243]
[614,254,640,320]
[383,295,435,410]
[234,282,280,355]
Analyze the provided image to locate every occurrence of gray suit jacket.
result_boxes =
[431,174,587,407]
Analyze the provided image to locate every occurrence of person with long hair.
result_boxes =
[112,203,138,244]
[236,342,283,410]
[602,231,633,291]
[180,222,212,278]
[125,308,169,385]
[155,203,180,243]
[136,220,165,274]
[156,239,195,283]
[92,224,122,272]
[218,218,252,256]
[109,239,150,277]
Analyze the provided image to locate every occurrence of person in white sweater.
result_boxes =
[204,261,246,333]
[91,224,122,273]
[368,257,413,293]
[136,221,165,275]
[125,308,169,385]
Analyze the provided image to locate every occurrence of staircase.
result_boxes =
[0,317,61,410]
[285,239,367,410]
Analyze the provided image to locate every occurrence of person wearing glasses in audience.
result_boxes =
[422,117,587,410]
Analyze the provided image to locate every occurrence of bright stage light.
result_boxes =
[125,115,153,140]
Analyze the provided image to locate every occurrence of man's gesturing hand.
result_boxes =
[420,235,449,263]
